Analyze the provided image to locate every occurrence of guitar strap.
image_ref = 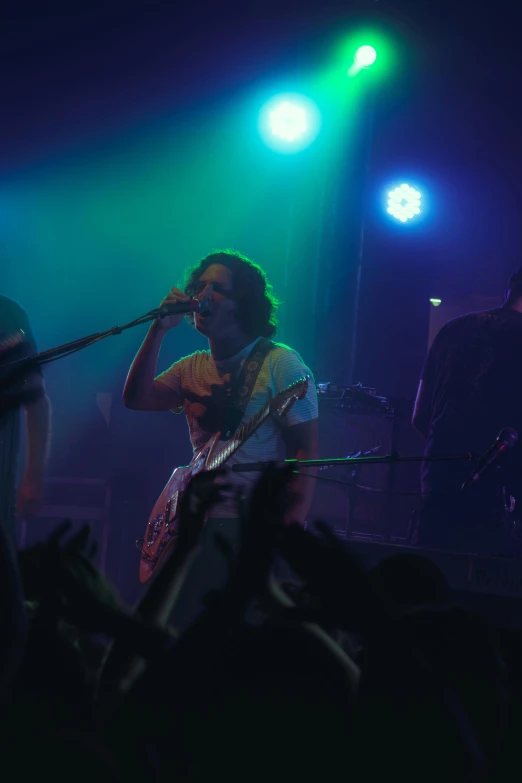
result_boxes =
[219,337,275,441]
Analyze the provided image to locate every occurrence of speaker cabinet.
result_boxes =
[309,404,423,540]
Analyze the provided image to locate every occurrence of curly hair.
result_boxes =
[183,249,280,338]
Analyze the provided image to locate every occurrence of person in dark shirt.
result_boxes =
[0,296,51,542]
[411,268,522,554]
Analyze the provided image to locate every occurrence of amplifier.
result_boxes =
[309,405,424,540]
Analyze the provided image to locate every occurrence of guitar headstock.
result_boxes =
[270,375,310,416]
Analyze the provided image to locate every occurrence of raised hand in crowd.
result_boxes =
[209,462,296,620]
[133,467,231,628]
[98,468,230,706]
[19,521,127,634]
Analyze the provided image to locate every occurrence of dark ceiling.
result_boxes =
[2,0,520,293]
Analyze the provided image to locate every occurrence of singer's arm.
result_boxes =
[282,419,319,526]
[123,322,182,411]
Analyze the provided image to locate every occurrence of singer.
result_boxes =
[411,266,522,554]
[123,249,318,632]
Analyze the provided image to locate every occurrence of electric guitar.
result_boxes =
[137,376,310,583]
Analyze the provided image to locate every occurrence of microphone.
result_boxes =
[149,297,212,319]
[461,427,519,490]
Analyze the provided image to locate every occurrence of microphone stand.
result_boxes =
[232,453,475,471]
[0,308,169,388]
[233,453,477,544]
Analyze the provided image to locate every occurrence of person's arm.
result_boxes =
[412,379,431,440]
[17,374,52,517]
[99,473,221,701]
[123,286,191,411]
[123,323,182,410]
[282,418,319,525]
[0,298,50,516]
[270,349,320,525]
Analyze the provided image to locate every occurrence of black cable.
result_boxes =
[292,470,462,498]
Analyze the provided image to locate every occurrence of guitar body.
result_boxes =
[138,434,219,583]
[137,376,309,583]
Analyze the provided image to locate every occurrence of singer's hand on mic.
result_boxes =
[154,287,191,331]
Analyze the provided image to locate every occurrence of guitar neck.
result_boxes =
[206,401,271,471]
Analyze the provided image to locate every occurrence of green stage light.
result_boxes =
[337,29,395,81]
[355,45,377,67]
[387,184,422,223]
[270,101,307,141]
[259,94,321,154]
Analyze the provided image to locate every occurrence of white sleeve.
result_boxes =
[155,354,193,413]
[269,347,318,427]
[155,360,183,394]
